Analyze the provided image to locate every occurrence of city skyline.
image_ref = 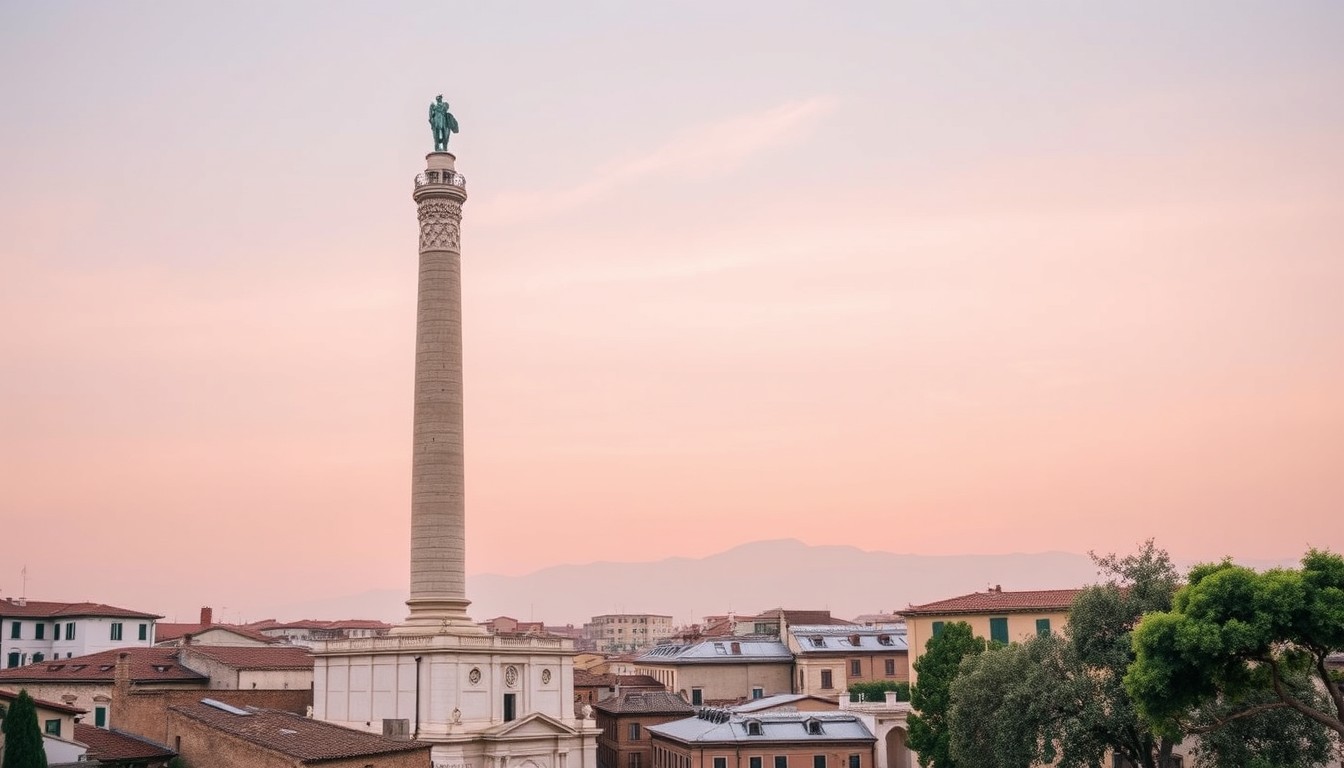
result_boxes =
[2,3,1342,622]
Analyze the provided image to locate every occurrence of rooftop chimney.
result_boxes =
[201,606,213,626]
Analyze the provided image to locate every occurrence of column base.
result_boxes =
[391,596,486,636]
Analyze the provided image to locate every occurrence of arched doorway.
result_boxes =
[885,727,911,768]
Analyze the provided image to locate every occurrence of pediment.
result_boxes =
[485,711,578,739]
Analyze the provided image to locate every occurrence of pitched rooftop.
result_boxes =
[595,690,695,715]
[180,645,313,670]
[0,647,206,683]
[637,638,791,664]
[788,625,908,653]
[170,701,431,762]
[74,723,176,762]
[0,598,160,620]
[901,588,1083,616]
[648,711,875,744]
[0,688,86,715]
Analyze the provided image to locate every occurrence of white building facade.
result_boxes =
[1,598,159,668]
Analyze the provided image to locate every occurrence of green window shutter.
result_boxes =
[95,706,107,727]
[10,621,20,639]
[139,623,148,640]
[989,617,1009,645]
[1036,618,1051,636]
[931,621,944,638]
[35,623,45,640]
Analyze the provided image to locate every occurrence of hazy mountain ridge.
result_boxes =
[259,539,1106,624]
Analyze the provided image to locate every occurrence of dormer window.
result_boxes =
[848,635,861,646]
[746,720,763,736]
[713,643,727,655]
[808,636,825,648]
[805,719,824,735]
[877,635,893,646]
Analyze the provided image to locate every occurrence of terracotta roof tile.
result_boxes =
[170,701,431,761]
[0,647,206,683]
[595,690,694,715]
[0,688,86,715]
[0,598,160,620]
[180,645,313,670]
[75,723,176,761]
[155,623,279,644]
[901,589,1083,616]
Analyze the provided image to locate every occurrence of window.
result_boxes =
[989,617,1008,645]
[849,659,861,676]
[806,720,824,735]
[808,636,826,648]
[751,758,763,768]
[45,719,61,736]
[630,755,642,768]
[1036,618,1051,637]
[813,756,826,768]
[877,635,893,646]
[691,688,703,705]
[747,721,763,736]
[65,622,76,640]
[110,622,123,641]
[9,621,19,639]
[714,758,727,768]
[35,623,44,640]
[820,670,833,689]
[931,621,944,638]
[95,706,107,728]
[503,693,517,722]
[139,623,148,641]
[752,687,764,699]
[849,756,860,768]
[629,723,642,740]
[884,659,895,676]
[53,622,61,640]
[775,758,788,768]
[32,652,44,663]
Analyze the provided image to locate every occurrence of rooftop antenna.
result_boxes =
[21,565,28,598]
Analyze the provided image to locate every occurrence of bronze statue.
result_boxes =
[429,95,459,152]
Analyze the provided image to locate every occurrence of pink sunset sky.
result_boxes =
[2,3,1342,622]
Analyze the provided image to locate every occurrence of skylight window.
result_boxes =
[808,637,826,648]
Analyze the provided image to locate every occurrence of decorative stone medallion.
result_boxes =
[541,668,552,684]
[468,667,482,685]
[505,665,519,688]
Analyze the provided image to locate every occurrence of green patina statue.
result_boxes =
[429,94,459,152]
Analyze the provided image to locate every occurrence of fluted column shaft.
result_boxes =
[396,152,481,634]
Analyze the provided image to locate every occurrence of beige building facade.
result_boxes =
[899,588,1079,686]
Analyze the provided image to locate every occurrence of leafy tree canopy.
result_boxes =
[1126,548,1344,739]
[848,680,909,702]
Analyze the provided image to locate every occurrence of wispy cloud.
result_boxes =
[474,97,838,223]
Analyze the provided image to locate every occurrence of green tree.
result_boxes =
[945,541,1334,768]
[907,621,985,768]
[1,689,49,768]
[1126,548,1344,740]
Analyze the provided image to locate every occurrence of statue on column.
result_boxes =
[429,94,459,151]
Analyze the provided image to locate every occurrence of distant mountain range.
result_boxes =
[259,539,1105,625]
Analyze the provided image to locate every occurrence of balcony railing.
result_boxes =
[415,170,467,189]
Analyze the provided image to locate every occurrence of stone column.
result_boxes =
[396,151,483,635]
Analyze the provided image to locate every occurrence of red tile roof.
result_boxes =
[595,690,694,715]
[170,701,431,761]
[180,645,313,670]
[0,598,160,620]
[75,723,176,761]
[156,623,279,645]
[0,688,86,715]
[0,647,206,683]
[901,589,1084,616]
